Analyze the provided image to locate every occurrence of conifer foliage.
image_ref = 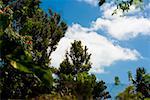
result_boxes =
[0,0,67,99]
[56,40,111,100]
[116,67,150,99]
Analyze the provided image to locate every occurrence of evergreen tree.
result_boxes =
[93,81,111,100]
[116,85,143,100]
[114,76,120,85]
[57,40,110,100]
[133,68,150,98]
[116,67,150,99]
[0,0,67,99]
[57,41,93,98]
[59,40,91,76]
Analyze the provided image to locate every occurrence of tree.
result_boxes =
[114,76,120,85]
[116,85,143,100]
[58,40,91,76]
[116,67,150,99]
[56,40,110,100]
[0,0,67,99]
[93,81,111,100]
[56,40,93,98]
[131,68,150,98]
[128,71,133,81]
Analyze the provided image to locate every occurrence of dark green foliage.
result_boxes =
[30,9,67,68]
[93,81,111,100]
[0,0,67,99]
[128,71,133,81]
[75,72,96,99]
[0,65,47,99]
[114,76,120,85]
[0,14,10,30]
[58,41,91,76]
[57,41,93,98]
[69,41,91,73]
[56,40,110,100]
[117,67,150,99]
[132,68,150,98]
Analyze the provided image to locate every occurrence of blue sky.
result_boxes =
[40,0,150,84]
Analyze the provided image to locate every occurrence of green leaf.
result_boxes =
[0,14,10,30]
[10,60,32,73]
[10,59,53,86]
[8,49,53,87]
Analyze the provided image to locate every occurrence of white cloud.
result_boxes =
[77,0,98,6]
[91,17,150,40]
[50,1,150,73]
[50,24,141,73]
[90,2,150,40]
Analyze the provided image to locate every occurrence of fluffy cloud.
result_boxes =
[50,24,141,73]
[50,1,150,73]
[91,17,150,40]
[77,0,98,6]
[90,2,150,40]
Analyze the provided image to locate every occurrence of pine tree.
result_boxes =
[114,76,120,85]
[57,40,110,100]
[134,68,150,98]
[57,41,92,98]
[116,67,150,99]
[116,85,143,100]
[0,0,67,99]
[93,81,111,100]
[59,40,91,76]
